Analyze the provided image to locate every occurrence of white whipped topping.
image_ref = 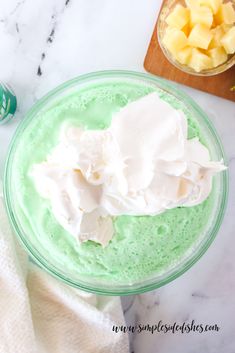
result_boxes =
[31,93,226,246]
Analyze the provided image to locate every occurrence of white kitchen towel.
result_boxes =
[0,192,129,353]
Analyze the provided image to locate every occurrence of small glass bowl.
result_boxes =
[4,71,228,295]
[157,0,235,76]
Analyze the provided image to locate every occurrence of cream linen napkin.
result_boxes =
[0,183,129,353]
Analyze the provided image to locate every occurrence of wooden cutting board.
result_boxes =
[144,6,235,102]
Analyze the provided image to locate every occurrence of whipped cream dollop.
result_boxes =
[31,93,226,247]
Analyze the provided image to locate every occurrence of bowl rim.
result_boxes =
[3,70,229,295]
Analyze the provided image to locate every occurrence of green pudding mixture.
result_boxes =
[13,80,215,283]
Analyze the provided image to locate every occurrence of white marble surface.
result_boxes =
[0,1,235,352]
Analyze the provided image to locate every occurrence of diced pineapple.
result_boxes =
[208,46,228,66]
[162,28,188,54]
[166,4,190,29]
[189,48,213,71]
[162,0,235,73]
[208,25,225,48]
[221,26,235,53]
[214,3,235,24]
[188,23,213,49]
[190,6,213,28]
[176,46,193,64]
[200,0,222,14]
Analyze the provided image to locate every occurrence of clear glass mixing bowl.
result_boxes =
[4,71,228,295]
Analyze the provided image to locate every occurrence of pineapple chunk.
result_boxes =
[220,23,233,32]
[189,48,213,71]
[188,24,213,49]
[166,4,190,29]
[186,0,221,14]
[185,0,198,8]
[208,46,228,66]
[162,28,188,54]
[208,25,225,48]
[190,6,213,28]
[164,26,177,34]
[214,3,235,25]
[221,26,235,53]
[176,46,193,64]
[200,0,222,14]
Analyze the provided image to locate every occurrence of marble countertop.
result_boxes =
[0,1,234,352]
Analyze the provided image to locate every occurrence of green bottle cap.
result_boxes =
[0,83,17,124]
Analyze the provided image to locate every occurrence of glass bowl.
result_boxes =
[157,0,235,76]
[4,71,228,295]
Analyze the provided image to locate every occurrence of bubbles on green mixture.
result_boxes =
[71,193,214,282]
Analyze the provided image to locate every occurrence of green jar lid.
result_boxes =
[0,83,17,124]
